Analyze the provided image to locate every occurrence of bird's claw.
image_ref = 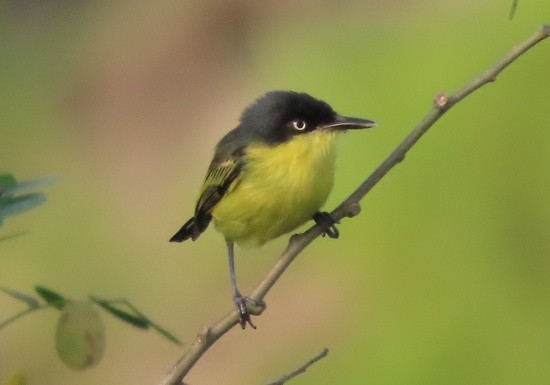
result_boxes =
[233,292,266,329]
[313,211,340,239]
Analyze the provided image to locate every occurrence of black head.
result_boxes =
[238,91,376,145]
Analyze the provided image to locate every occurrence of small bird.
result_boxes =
[170,91,376,328]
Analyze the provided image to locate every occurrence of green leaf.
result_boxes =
[89,297,181,344]
[8,176,59,195]
[122,299,182,344]
[0,193,47,218]
[90,297,150,329]
[35,286,67,310]
[0,232,26,242]
[0,175,56,227]
[0,174,17,193]
[0,286,39,308]
[0,174,16,206]
[148,322,182,345]
[509,0,519,20]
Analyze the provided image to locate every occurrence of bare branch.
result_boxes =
[265,348,329,385]
[158,25,549,385]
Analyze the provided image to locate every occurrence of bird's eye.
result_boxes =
[291,120,307,131]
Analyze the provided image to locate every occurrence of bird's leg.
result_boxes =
[313,212,340,239]
[226,239,265,329]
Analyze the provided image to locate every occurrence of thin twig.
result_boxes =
[0,304,51,330]
[265,348,329,385]
[158,25,549,385]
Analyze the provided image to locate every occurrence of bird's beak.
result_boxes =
[320,115,377,131]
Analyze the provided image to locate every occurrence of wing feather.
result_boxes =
[195,157,242,219]
[170,151,243,242]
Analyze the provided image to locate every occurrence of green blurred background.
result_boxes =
[1,1,549,384]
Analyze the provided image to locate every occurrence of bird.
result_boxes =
[170,90,376,328]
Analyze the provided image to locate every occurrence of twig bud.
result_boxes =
[434,92,449,108]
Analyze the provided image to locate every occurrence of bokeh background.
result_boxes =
[2,1,549,384]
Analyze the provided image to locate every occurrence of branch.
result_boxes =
[265,348,329,385]
[158,25,549,385]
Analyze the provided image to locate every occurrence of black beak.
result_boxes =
[320,115,377,130]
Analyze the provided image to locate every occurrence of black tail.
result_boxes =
[169,215,211,242]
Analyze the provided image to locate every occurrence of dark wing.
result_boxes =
[196,156,243,220]
[169,151,243,242]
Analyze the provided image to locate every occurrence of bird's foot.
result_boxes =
[313,211,340,239]
[233,292,266,329]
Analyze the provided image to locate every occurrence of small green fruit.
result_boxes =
[55,301,106,370]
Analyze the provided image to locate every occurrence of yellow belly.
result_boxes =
[212,131,338,246]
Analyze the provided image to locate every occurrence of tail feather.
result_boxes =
[169,215,211,242]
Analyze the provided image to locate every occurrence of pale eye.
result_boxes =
[292,120,307,131]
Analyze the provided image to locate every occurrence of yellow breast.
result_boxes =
[212,130,338,246]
